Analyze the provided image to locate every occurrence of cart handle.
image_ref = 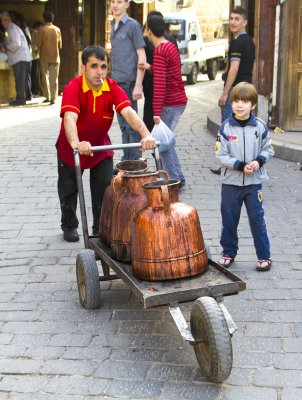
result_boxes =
[74,142,161,248]
[90,141,160,152]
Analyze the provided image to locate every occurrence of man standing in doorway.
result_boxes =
[0,11,32,106]
[110,0,146,160]
[218,7,255,122]
[37,11,62,105]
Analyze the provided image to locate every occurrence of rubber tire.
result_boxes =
[187,63,198,85]
[76,249,101,309]
[190,296,233,382]
[207,59,218,81]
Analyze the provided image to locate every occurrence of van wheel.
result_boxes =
[207,59,218,80]
[187,64,198,84]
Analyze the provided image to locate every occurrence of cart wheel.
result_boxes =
[190,296,232,382]
[76,249,101,309]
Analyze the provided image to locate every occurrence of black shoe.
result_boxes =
[50,99,55,105]
[42,99,50,103]
[210,167,221,175]
[92,226,99,236]
[63,229,79,242]
[10,100,26,107]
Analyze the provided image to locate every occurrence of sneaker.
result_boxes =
[50,99,55,105]
[63,228,79,242]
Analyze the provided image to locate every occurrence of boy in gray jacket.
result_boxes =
[215,82,274,271]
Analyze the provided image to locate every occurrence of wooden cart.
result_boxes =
[74,144,246,383]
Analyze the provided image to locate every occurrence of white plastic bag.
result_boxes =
[151,120,176,152]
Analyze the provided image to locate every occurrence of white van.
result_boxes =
[164,13,227,84]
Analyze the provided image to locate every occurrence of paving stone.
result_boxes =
[222,386,277,400]
[0,359,42,374]
[245,323,294,338]
[0,375,47,393]
[63,346,111,361]
[111,347,164,363]
[94,360,149,380]
[133,334,183,349]
[43,375,108,396]
[161,382,222,400]
[48,334,92,347]
[253,369,302,387]
[42,359,98,376]
[273,353,302,369]
[282,338,302,352]
[281,388,302,400]
[105,380,163,398]
[147,363,194,382]
[90,333,133,347]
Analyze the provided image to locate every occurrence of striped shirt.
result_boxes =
[152,41,187,117]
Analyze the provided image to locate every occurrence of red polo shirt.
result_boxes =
[56,75,131,169]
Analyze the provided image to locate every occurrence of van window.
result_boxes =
[188,22,198,40]
[164,19,185,42]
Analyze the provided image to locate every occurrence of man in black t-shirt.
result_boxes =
[218,7,255,122]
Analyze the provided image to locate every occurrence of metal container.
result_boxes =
[132,180,208,280]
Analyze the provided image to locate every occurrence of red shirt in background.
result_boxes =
[56,76,131,169]
[152,41,187,117]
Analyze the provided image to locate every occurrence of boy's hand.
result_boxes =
[249,160,260,171]
[243,164,254,175]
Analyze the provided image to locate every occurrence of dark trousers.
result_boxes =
[143,93,155,132]
[57,156,113,232]
[31,59,41,96]
[116,81,142,160]
[13,61,31,103]
[220,184,270,260]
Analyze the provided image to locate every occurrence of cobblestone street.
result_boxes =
[0,75,302,399]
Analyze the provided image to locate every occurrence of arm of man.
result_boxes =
[58,29,62,50]
[132,47,146,100]
[121,106,156,150]
[218,60,240,107]
[64,111,93,156]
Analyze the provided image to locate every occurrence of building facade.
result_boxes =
[0,0,301,132]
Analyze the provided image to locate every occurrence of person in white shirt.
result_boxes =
[0,11,32,106]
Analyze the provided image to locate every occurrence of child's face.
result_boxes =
[231,99,256,120]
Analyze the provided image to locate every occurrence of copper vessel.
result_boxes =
[99,160,148,246]
[110,170,159,262]
[132,180,208,280]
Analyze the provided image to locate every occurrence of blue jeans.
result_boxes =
[160,105,186,181]
[221,89,233,122]
[117,81,142,160]
[220,184,270,260]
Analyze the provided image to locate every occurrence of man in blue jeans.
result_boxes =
[110,0,146,160]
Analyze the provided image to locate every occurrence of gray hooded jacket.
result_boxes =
[215,114,274,186]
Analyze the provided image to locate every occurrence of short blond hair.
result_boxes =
[230,82,258,105]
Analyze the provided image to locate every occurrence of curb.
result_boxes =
[207,107,302,164]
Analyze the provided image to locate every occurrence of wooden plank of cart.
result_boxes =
[74,143,246,383]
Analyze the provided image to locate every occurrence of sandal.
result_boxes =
[218,256,235,268]
[256,259,271,271]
